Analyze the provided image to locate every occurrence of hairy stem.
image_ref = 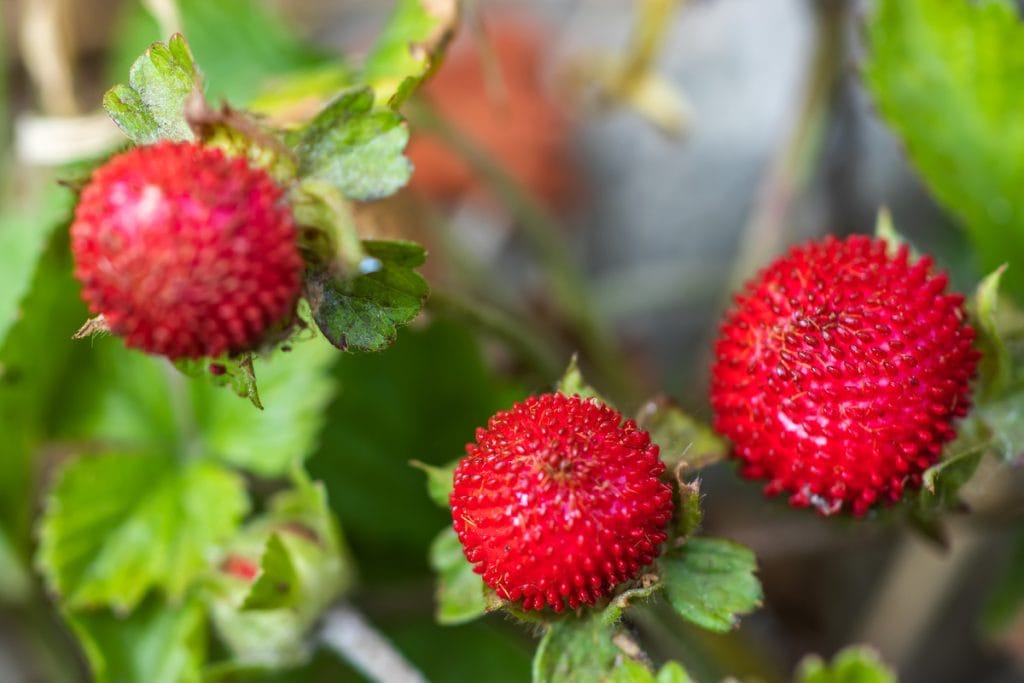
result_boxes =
[321,603,429,683]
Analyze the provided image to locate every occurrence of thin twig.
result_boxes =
[321,603,429,683]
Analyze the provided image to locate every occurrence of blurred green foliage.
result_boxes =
[795,646,896,683]
[866,0,1024,298]
[111,0,332,105]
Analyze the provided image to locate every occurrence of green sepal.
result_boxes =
[636,396,727,472]
[413,459,458,509]
[175,354,262,409]
[556,355,608,404]
[103,33,200,144]
[295,87,411,201]
[971,264,1012,400]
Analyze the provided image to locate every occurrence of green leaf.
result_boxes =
[103,33,199,144]
[307,239,429,353]
[795,646,896,683]
[972,265,1012,399]
[429,527,489,625]
[295,87,412,201]
[248,63,354,119]
[69,596,206,683]
[0,527,31,604]
[0,229,86,546]
[607,658,657,683]
[660,538,762,633]
[64,336,337,478]
[864,0,1024,298]
[241,534,300,611]
[57,340,181,451]
[556,355,607,404]
[0,178,74,349]
[363,0,460,107]
[190,338,338,476]
[111,0,333,106]
[656,662,694,683]
[209,474,353,668]
[635,397,727,471]
[37,452,249,612]
[533,617,649,683]
[414,459,458,508]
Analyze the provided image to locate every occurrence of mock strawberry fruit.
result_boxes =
[711,235,979,516]
[450,393,673,612]
[71,141,302,359]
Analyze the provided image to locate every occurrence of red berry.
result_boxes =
[221,554,259,582]
[71,141,302,359]
[450,393,674,612]
[710,235,979,516]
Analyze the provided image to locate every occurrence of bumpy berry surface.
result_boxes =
[711,235,979,516]
[71,141,302,359]
[450,393,673,612]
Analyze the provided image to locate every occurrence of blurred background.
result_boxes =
[2,0,1023,682]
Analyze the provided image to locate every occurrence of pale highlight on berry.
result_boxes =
[71,141,302,359]
[450,393,674,612]
[711,235,979,516]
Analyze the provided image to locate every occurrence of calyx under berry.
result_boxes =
[70,140,302,360]
[450,393,674,613]
[710,235,979,516]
